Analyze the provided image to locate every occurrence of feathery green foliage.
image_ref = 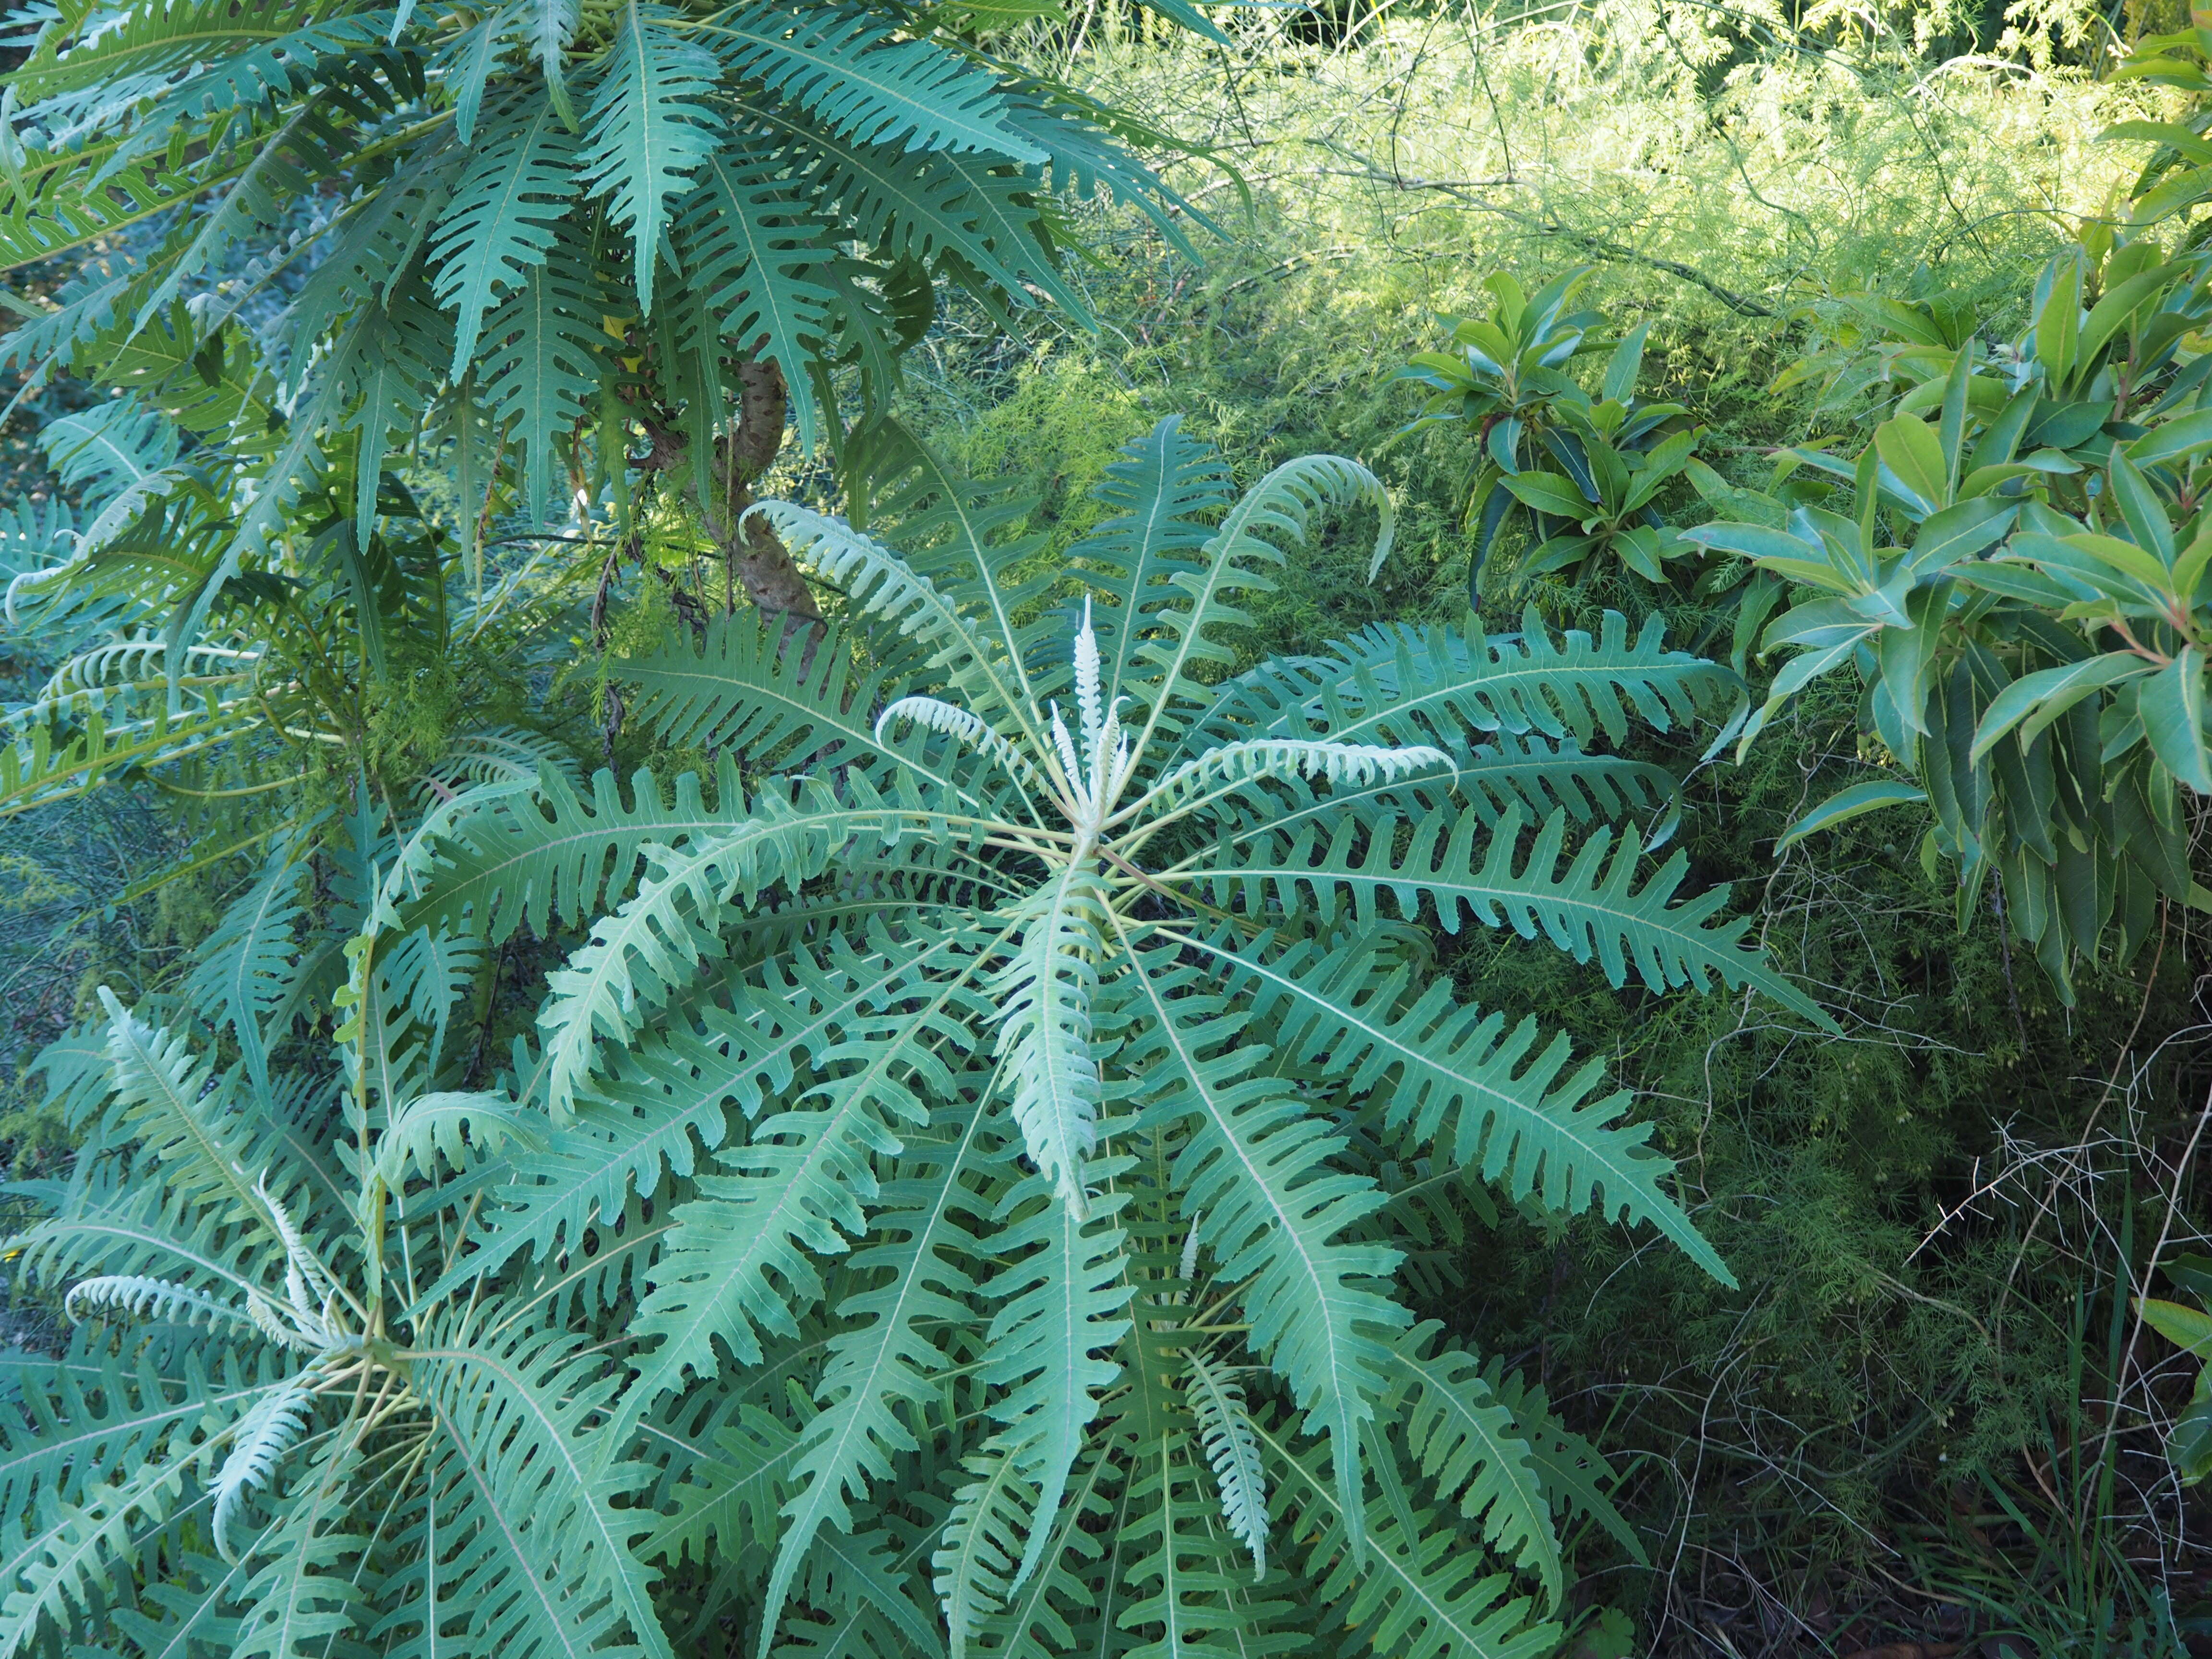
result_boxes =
[9,7,2211,1647]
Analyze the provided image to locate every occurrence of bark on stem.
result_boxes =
[700,357,821,622]
[633,355,821,623]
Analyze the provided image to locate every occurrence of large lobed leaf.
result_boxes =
[1195,805,1831,1029]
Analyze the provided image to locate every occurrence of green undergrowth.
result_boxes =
[901,1,2164,643]
[1438,671,2210,1641]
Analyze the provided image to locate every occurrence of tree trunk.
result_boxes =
[699,357,821,623]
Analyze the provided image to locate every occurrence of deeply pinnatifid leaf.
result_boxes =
[1126,453,1395,756]
[1182,1351,1267,1575]
[992,866,1109,1217]
[1,675,264,819]
[0,4,1568,1652]
[378,923,491,1082]
[935,1441,1036,1659]
[756,110,1073,337]
[479,225,605,519]
[708,1,1044,160]
[229,1443,368,1659]
[1475,1361,1642,1563]
[619,612,964,793]
[64,1272,267,1338]
[22,1021,111,1134]
[212,1373,314,1562]
[0,1339,284,1548]
[609,917,1001,1438]
[1198,806,1830,1030]
[1170,926,1732,1282]
[750,501,1044,742]
[184,834,310,1096]
[431,97,578,374]
[862,433,1060,702]
[1183,610,1742,761]
[412,1075,718,1309]
[984,1172,1131,1589]
[1130,737,1451,825]
[878,695,1049,800]
[11,0,328,106]
[398,759,744,944]
[796,1526,947,1659]
[670,146,841,443]
[409,1317,675,1659]
[966,1443,1118,1659]
[426,919,986,1321]
[535,773,972,1116]
[1115,1433,1298,1659]
[1260,1419,1559,1659]
[95,987,290,1235]
[1113,936,1408,1547]
[1073,414,1236,714]
[578,0,721,313]
[375,1089,545,1189]
[640,1396,806,1567]
[1384,1326,1559,1603]
[0,0,1200,808]
[757,1108,992,1658]
[1206,737,1679,855]
[0,1432,198,1656]
[36,395,187,548]
[7,1159,276,1316]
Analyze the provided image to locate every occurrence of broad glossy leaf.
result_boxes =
[1497,471,1592,520]
[2128,406,2212,468]
[2034,254,2083,385]
[1874,413,1948,514]
[2107,446,2176,563]
[2140,646,2212,793]
[1902,498,2015,580]
[2141,1295,2212,1360]
[1971,653,2152,763]
[1772,779,1928,854]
